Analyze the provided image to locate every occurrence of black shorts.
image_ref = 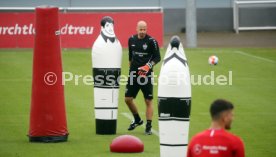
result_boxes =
[125,72,153,100]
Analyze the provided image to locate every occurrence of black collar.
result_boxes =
[101,31,116,43]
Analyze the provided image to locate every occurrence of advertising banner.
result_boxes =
[0,12,163,48]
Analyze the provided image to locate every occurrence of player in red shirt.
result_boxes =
[187,99,245,157]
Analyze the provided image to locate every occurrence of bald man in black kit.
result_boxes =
[125,21,161,135]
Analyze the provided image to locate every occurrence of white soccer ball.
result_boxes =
[208,55,219,65]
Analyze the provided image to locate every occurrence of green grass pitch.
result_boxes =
[0,48,276,157]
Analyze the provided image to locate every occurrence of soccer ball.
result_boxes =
[208,55,219,65]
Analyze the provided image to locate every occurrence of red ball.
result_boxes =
[110,135,144,153]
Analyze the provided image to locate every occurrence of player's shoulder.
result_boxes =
[191,130,209,141]
[147,35,157,42]
[226,131,244,143]
[214,129,243,147]
[191,129,235,140]
[221,130,237,138]
[187,130,209,148]
[146,35,159,48]
[129,34,138,41]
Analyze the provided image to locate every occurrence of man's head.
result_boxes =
[210,99,234,130]
[136,21,147,39]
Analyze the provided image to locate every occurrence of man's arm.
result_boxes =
[234,137,245,157]
[149,38,161,67]
[128,37,133,66]
[186,143,193,157]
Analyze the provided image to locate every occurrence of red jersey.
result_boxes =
[187,129,244,157]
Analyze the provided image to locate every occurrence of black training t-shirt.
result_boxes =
[128,34,161,71]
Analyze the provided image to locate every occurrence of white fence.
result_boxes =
[233,0,276,33]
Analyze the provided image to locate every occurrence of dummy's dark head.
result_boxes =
[170,35,181,50]
[101,16,114,27]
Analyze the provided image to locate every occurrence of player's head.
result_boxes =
[210,99,234,130]
[136,21,147,39]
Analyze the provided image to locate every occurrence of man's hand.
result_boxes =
[138,63,152,77]
[129,61,131,67]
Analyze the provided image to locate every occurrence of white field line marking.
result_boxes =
[235,51,276,64]
[189,50,276,63]
[189,51,233,53]
[121,112,159,137]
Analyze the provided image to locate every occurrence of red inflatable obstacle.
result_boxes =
[28,6,68,142]
[110,135,144,153]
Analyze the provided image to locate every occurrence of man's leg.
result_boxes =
[144,99,153,135]
[125,97,143,130]
[125,97,142,123]
[125,97,138,115]
[145,99,153,121]
[141,75,153,135]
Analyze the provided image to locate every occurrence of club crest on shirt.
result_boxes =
[193,144,202,155]
[143,43,148,50]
